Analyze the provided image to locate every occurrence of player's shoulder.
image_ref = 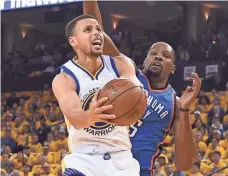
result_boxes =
[112,53,136,73]
[52,70,77,92]
[57,59,74,73]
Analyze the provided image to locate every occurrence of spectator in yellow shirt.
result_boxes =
[196,152,210,174]
[53,166,62,176]
[28,132,43,153]
[44,104,51,121]
[2,144,12,156]
[220,130,228,150]
[52,128,60,140]
[17,125,30,146]
[188,162,203,176]
[21,164,32,176]
[209,151,228,175]
[192,119,205,135]
[36,100,45,116]
[46,112,58,126]
[33,112,43,131]
[12,117,24,134]
[25,104,35,118]
[56,128,68,152]
[198,95,211,113]
[194,131,208,153]
[23,146,36,166]
[205,138,226,159]
[40,163,55,176]
[50,102,60,116]
[45,133,57,152]
[1,153,14,174]
[36,144,54,164]
[10,151,27,171]
[19,112,29,127]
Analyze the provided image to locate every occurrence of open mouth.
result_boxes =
[92,39,102,47]
[150,62,162,68]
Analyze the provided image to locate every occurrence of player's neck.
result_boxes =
[76,53,102,75]
[148,76,168,89]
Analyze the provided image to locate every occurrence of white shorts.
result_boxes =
[62,151,140,176]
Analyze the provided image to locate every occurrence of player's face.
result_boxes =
[143,43,175,79]
[70,18,104,57]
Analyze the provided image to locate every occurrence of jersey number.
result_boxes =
[129,120,143,137]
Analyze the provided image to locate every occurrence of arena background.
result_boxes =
[1,1,228,175]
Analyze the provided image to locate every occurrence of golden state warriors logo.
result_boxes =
[82,89,115,136]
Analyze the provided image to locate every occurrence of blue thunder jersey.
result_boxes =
[130,70,176,170]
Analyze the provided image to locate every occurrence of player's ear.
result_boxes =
[171,65,176,74]
[69,37,78,47]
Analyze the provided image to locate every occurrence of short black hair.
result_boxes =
[65,14,96,39]
[211,137,219,143]
[193,161,200,168]
[149,42,176,63]
[213,151,221,156]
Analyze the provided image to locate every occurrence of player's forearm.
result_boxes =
[60,99,90,129]
[83,0,103,28]
[175,111,197,171]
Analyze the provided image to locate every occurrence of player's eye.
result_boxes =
[97,27,102,32]
[84,27,92,32]
[150,52,156,56]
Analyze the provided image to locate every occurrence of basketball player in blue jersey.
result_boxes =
[83,1,201,175]
[52,15,143,176]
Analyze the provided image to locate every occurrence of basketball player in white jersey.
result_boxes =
[52,15,142,176]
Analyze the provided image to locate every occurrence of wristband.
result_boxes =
[180,108,190,112]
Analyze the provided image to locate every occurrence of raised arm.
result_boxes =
[52,73,116,129]
[83,0,103,29]
[173,73,201,171]
[83,0,120,56]
[114,54,141,86]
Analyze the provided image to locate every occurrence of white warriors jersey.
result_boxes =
[59,55,131,154]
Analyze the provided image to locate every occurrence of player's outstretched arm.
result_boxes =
[83,0,120,57]
[114,54,142,87]
[83,0,103,29]
[173,73,201,171]
[52,73,117,129]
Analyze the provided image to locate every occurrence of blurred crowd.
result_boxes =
[1,83,68,176]
[2,20,228,80]
[110,19,228,66]
[1,39,75,79]
[1,84,228,176]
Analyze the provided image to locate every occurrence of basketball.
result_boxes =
[98,78,147,126]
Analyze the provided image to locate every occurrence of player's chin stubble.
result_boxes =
[91,51,102,57]
[146,69,161,78]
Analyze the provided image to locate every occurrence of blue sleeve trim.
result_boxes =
[109,56,120,78]
[136,69,141,76]
[60,66,80,95]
